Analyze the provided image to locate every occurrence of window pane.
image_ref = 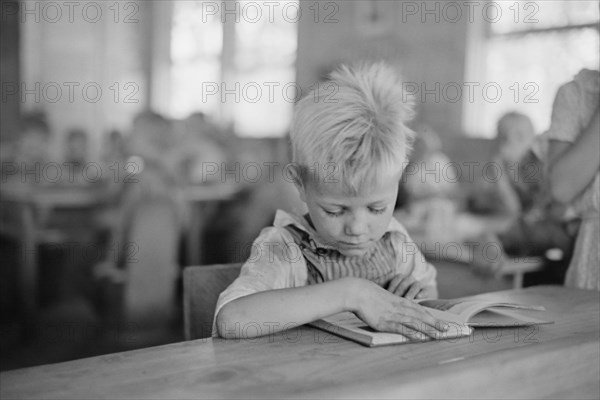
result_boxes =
[231,1,298,137]
[477,27,599,137]
[170,1,223,119]
[491,0,600,35]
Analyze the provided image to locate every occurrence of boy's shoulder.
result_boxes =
[251,210,306,245]
[273,209,309,230]
[386,216,412,243]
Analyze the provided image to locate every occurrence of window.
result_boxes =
[169,0,298,137]
[170,1,223,120]
[463,0,599,137]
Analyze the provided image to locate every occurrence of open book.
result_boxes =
[309,298,552,347]
[416,298,552,327]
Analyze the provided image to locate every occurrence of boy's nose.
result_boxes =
[345,216,368,237]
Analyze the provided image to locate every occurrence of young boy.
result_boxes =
[214,63,449,340]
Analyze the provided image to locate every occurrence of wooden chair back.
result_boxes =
[183,263,242,340]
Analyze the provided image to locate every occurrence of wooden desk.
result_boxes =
[0,184,107,316]
[1,286,598,399]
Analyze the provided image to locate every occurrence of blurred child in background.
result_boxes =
[100,129,127,196]
[0,112,52,192]
[94,111,187,282]
[12,113,52,186]
[101,129,127,168]
[172,112,230,185]
[466,112,531,223]
[396,112,574,282]
[63,128,90,185]
[64,128,89,166]
[394,125,458,245]
[465,112,574,276]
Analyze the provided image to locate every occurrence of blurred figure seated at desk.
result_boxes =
[62,128,90,186]
[94,111,187,332]
[3,112,52,188]
[466,112,575,281]
[99,129,127,200]
[172,112,230,185]
[394,125,462,246]
[101,129,127,168]
[396,113,575,285]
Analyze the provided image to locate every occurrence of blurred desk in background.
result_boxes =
[183,183,245,265]
[0,184,108,317]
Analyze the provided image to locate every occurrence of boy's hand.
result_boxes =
[387,274,427,300]
[350,279,449,340]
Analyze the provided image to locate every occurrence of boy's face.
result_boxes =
[297,173,400,257]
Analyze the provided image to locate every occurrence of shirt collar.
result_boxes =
[273,209,406,250]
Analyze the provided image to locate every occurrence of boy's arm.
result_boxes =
[216,278,354,338]
[495,162,522,219]
[216,277,449,340]
[548,108,600,204]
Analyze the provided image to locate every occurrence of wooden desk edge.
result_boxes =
[304,331,600,400]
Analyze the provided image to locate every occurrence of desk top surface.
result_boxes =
[183,182,244,202]
[0,184,106,208]
[1,286,599,399]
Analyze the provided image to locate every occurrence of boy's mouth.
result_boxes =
[338,240,370,248]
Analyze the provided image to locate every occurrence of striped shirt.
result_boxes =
[212,209,438,336]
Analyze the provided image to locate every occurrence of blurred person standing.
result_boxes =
[547,69,600,290]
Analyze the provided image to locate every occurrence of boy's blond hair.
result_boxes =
[290,62,415,193]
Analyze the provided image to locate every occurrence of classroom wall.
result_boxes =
[15,0,474,159]
[296,0,471,136]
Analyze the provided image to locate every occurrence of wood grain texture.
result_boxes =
[1,286,598,399]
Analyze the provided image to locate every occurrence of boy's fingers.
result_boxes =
[405,282,423,300]
[386,276,403,294]
[394,278,413,297]
[396,323,429,341]
[402,305,450,332]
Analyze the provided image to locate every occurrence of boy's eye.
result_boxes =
[324,209,344,217]
[369,207,386,215]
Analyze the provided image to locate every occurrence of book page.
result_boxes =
[418,299,545,321]
[468,308,554,327]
